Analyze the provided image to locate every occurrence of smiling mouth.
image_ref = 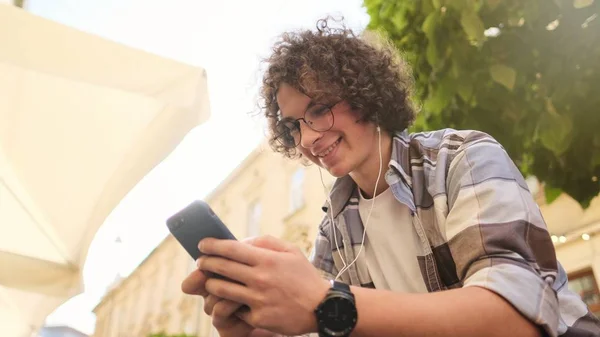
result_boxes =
[316,138,341,158]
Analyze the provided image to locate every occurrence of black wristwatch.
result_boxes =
[314,280,358,337]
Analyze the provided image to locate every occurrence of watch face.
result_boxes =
[316,296,357,335]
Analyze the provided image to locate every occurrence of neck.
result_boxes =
[350,131,393,199]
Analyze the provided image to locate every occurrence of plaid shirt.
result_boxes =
[309,129,600,337]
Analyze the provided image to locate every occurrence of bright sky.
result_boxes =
[26,0,370,334]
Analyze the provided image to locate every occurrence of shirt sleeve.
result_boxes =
[309,216,338,280]
[444,131,559,336]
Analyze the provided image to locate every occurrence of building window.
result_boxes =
[183,314,197,335]
[568,268,600,316]
[290,168,305,213]
[220,200,230,218]
[247,200,261,237]
[164,264,177,302]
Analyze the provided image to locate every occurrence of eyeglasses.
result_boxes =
[274,102,336,148]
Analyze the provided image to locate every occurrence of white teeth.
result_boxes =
[317,139,340,157]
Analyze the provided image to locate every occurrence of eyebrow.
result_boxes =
[279,99,316,120]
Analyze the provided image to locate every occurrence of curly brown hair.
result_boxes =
[260,17,417,158]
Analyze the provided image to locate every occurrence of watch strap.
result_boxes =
[331,280,351,293]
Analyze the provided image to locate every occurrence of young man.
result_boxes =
[181,18,600,337]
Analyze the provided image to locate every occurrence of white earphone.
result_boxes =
[319,125,383,281]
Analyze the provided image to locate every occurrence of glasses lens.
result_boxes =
[305,104,334,132]
[274,119,300,148]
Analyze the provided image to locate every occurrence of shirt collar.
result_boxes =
[321,130,413,217]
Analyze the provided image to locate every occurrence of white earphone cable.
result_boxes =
[335,126,382,280]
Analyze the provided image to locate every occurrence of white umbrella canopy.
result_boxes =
[0,4,210,335]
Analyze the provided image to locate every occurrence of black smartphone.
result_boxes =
[166,200,237,279]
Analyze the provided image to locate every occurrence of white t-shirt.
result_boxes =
[358,187,428,293]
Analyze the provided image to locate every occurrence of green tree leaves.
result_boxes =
[539,113,573,156]
[364,0,600,207]
[545,185,563,204]
[460,9,485,44]
[422,11,440,67]
[538,99,574,156]
[490,64,517,90]
[574,0,595,9]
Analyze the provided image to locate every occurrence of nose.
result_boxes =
[298,122,322,149]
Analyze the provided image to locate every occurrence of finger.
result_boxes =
[213,301,250,331]
[236,306,257,326]
[240,236,258,244]
[204,294,221,316]
[205,277,256,305]
[248,235,294,252]
[181,269,208,296]
[213,299,246,319]
[199,238,264,266]
[198,255,254,284]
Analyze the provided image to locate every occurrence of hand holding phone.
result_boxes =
[167,200,238,280]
